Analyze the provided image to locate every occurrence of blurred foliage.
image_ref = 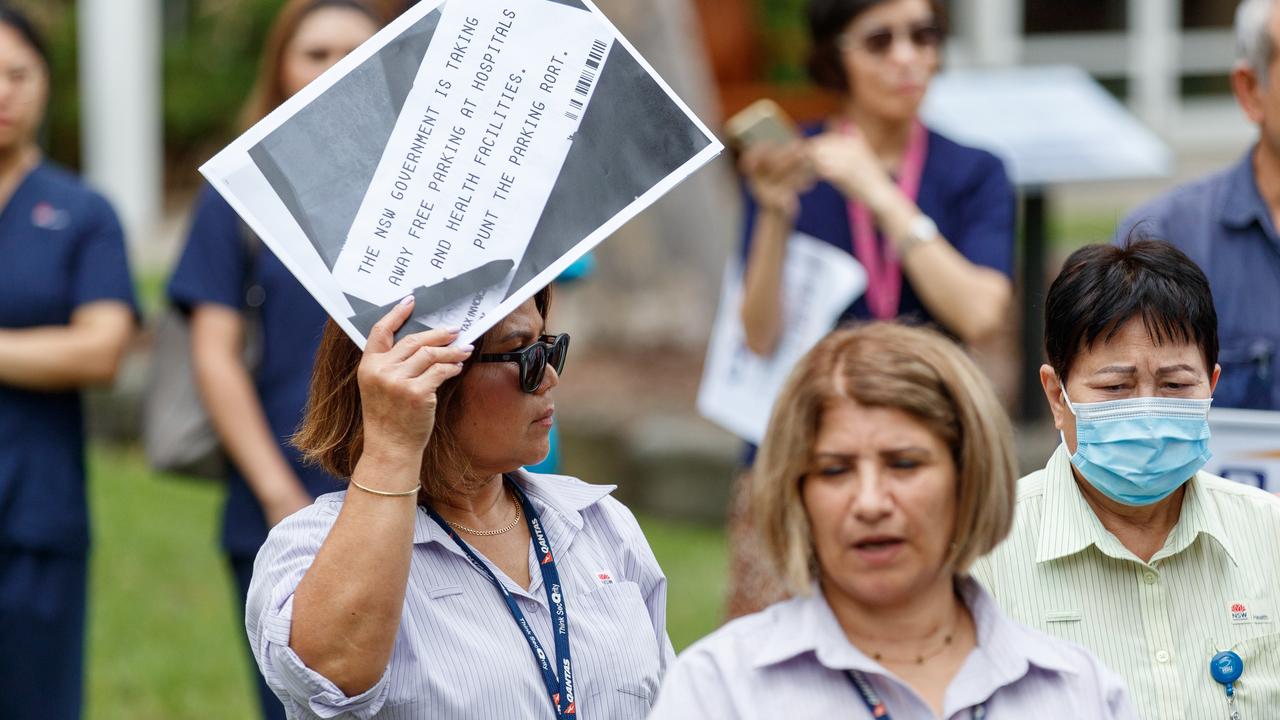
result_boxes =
[162,0,283,183]
[25,0,409,184]
[20,0,287,182]
[757,0,809,84]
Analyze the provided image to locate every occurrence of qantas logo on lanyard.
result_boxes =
[426,482,576,719]
[533,515,554,564]
[562,658,576,714]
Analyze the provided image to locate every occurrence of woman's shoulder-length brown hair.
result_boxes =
[751,322,1016,595]
[238,0,390,129]
[293,287,552,498]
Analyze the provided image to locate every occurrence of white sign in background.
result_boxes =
[1206,408,1280,493]
[697,233,867,445]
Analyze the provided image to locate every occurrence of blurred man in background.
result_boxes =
[1116,0,1280,410]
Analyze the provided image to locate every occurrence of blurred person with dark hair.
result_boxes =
[652,323,1135,719]
[972,240,1280,718]
[728,0,1015,618]
[165,2,386,718]
[247,293,673,718]
[0,6,136,719]
[1115,0,1280,410]
[738,0,1014,356]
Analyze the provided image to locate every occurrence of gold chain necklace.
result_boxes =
[870,632,955,665]
[857,604,961,666]
[445,492,522,536]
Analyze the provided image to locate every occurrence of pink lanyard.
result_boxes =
[843,121,929,320]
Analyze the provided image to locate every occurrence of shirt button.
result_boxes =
[1144,572,1157,584]
[1156,650,1171,663]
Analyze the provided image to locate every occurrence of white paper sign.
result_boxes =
[697,233,867,445]
[202,0,721,347]
[1206,408,1280,492]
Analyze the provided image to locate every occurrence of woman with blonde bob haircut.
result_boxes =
[651,323,1136,719]
[758,322,1015,591]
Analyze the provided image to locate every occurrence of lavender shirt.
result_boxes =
[649,578,1136,719]
[246,470,675,719]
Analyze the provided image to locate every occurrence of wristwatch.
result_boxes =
[899,213,938,258]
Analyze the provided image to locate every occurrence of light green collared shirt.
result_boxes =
[972,445,1280,720]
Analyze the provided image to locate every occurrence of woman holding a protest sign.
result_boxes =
[166,2,386,718]
[246,290,673,718]
[728,0,1016,617]
[651,324,1135,719]
[0,8,136,719]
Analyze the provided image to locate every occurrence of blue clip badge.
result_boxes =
[1211,650,1244,691]
[1211,650,1244,720]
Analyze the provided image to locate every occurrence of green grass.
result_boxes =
[133,270,170,319]
[641,515,730,651]
[83,444,728,718]
[85,445,256,720]
[1048,208,1127,250]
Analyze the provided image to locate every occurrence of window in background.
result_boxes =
[1024,0,1126,34]
[1182,0,1235,29]
[1182,0,1236,99]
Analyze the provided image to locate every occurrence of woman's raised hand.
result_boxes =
[357,297,473,458]
[739,140,812,220]
[807,131,894,207]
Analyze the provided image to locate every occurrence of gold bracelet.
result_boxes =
[349,478,421,497]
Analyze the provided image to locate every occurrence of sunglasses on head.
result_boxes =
[844,21,941,56]
[477,333,570,393]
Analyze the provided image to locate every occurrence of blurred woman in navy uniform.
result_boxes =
[0,8,136,719]
[166,1,386,717]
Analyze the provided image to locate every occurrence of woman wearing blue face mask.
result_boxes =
[971,239,1280,719]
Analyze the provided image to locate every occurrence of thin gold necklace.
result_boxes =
[858,604,960,666]
[870,632,954,665]
[445,491,521,536]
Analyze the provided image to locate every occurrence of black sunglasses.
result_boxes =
[845,22,942,56]
[477,333,570,393]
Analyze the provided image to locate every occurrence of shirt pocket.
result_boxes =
[1043,609,1083,624]
[570,581,661,719]
[1215,337,1275,410]
[1204,631,1280,715]
[426,584,464,600]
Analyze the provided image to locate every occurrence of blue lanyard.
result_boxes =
[424,478,576,718]
[845,670,986,720]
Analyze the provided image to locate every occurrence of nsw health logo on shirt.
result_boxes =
[31,201,70,231]
[1229,600,1272,625]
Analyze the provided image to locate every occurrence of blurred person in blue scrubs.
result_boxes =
[1116,0,1280,410]
[0,7,136,719]
[166,2,386,718]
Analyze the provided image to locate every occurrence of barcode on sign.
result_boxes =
[565,39,609,121]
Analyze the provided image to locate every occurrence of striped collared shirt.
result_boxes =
[246,470,675,719]
[648,577,1136,719]
[972,445,1280,719]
